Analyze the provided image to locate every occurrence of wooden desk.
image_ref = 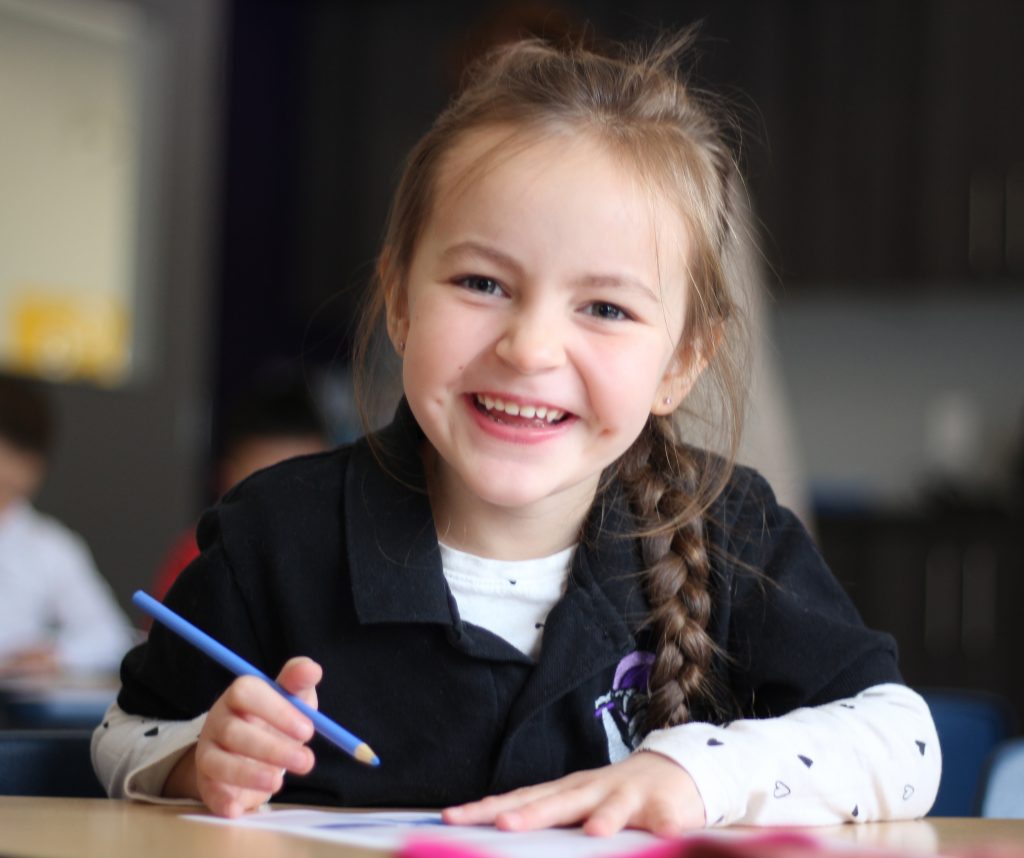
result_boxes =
[0,798,1021,858]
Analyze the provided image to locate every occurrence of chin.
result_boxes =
[470,481,550,510]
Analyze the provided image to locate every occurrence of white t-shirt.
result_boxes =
[439,541,572,659]
[0,499,134,673]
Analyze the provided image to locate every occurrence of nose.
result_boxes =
[494,304,567,374]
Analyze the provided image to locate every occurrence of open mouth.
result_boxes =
[472,394,572,426]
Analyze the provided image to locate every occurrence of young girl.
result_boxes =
[93,36,939,834]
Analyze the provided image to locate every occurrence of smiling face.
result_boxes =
[386,128,699,557]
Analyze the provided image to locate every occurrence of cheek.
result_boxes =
[408,296,494,370]
[586,344,669,426]
[402,339,441,393]
[404,304,449,366]
[402,310,472,397]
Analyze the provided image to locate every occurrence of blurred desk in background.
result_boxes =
[0,674,116,729]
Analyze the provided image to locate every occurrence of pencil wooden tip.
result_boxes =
[355,743,380,766]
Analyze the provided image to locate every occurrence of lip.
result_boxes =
[463,393,576,445]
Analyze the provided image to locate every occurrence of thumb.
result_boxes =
[276,656,322,710]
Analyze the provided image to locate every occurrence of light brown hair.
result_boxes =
[354,34,750,730]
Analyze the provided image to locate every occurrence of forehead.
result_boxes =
[436,125,639,204]
[427,124,690,261]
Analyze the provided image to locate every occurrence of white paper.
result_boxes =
[187,808,671,857]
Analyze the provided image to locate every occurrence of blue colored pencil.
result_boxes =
[132,590,379,767]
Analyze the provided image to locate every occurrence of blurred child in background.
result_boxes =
[151,369,330,600]
[0,373,133,677]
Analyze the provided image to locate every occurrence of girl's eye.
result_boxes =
[456,275,505,297]
[584,301,631,322]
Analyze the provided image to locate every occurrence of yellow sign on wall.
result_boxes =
[8,289,129,386]
[0,0,144,388]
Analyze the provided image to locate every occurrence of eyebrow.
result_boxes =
[573,273,661,305]
[440,241,524,276]
[441,240,660,303]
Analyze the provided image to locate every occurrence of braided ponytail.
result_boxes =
[617,413,726,731]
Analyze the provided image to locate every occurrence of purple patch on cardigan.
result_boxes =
[594,650,655,716]
[594,650,654,760]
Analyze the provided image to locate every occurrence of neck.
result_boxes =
[433,498,582,560]
[0,494,20,520]
[423,448,593,561]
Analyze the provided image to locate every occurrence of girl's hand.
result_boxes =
[443,751,705,837]
[164,656,321,817]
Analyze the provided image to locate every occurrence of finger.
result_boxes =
[639,802,688,839]
[195,720,307,817]
[205,710,314,774]
[586,790,695,838]
[443,781,567,825]
[644,792,705,835]
[196,741,289,793]
[493,784,609,832]
[198,769,274,818]
[199,774,272,818]
[198,781,240,818]
[220,675,314,742]
[276,656,323,709]
[581,791,641,838]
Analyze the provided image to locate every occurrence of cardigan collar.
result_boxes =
[344,399,649,657]
[344,399,450,626]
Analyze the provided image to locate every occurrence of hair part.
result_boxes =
[354,32,753,731]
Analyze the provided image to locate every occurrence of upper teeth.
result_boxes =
[477,395,564,423]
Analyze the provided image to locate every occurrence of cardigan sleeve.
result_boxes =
[115,487,292,722]
[640,469,941,824]
[639,682,940,825]
[710,468,902,718]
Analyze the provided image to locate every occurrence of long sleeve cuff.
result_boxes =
[91,701,206,804]
[637,683,940,827]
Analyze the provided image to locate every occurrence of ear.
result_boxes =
[651,342,710,416]
[380,249,409,355]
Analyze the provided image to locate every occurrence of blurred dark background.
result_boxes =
[218,0,1024,395]
[8,0,1023,719]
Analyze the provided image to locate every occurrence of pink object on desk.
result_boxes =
[400,831,819,858]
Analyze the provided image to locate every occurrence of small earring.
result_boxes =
[398,340,405,354]
[663,396,672,406]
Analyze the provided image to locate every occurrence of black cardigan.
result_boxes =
[117,403,900,807]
